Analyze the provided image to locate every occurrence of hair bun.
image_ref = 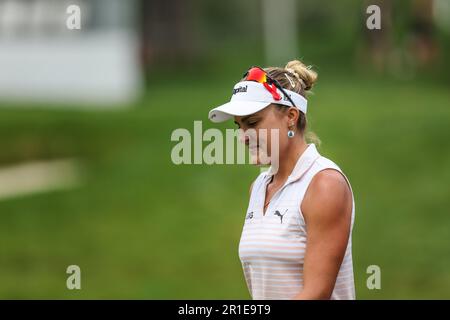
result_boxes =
[285,60,317,91]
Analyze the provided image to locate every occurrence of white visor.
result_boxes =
[208,81,307,123]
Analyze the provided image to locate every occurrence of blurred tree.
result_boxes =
[406,0,439,67]
[140,0,196,70]
[261,0,298,66]
[357,0,441,77]
[361,0,394,73]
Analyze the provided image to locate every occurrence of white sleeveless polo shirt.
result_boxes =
[238,144,356,300]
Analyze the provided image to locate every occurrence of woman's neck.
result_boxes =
[272,138,308,184]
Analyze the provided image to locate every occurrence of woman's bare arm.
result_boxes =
[292,169,353,300]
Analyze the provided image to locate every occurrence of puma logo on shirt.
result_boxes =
[274,209,288,224]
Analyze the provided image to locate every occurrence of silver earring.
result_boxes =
[287,122,295,138]
[288,124,295,138]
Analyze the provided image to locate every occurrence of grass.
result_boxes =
[0,73,449,299]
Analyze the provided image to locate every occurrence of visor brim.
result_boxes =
[208,101,271,123]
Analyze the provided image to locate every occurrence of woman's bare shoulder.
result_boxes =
[301,169,352,224]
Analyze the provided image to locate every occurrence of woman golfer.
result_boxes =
[208,60,355,300]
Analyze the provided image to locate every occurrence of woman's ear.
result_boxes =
[287,107,300,125]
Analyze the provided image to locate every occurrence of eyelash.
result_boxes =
[235,121,258,129]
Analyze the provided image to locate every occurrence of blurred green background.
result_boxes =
[0,0,449,299]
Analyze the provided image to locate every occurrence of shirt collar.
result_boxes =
[264,143,320,183]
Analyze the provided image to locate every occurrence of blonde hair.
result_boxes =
[284,60,317,90]
[264,59,320,146]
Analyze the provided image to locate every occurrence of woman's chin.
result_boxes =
[249,151,271,166]
[249,153,259,165]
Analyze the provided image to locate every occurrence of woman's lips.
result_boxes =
[249,145,260,153]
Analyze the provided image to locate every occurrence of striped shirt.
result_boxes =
[238,144,356,300]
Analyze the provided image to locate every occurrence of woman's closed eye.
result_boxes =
[246,120,259,128]
[234,121,257,129]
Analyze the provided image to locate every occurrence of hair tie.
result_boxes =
[285,68,298,79]
[284,74,296,88]
[285,67,305,89]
